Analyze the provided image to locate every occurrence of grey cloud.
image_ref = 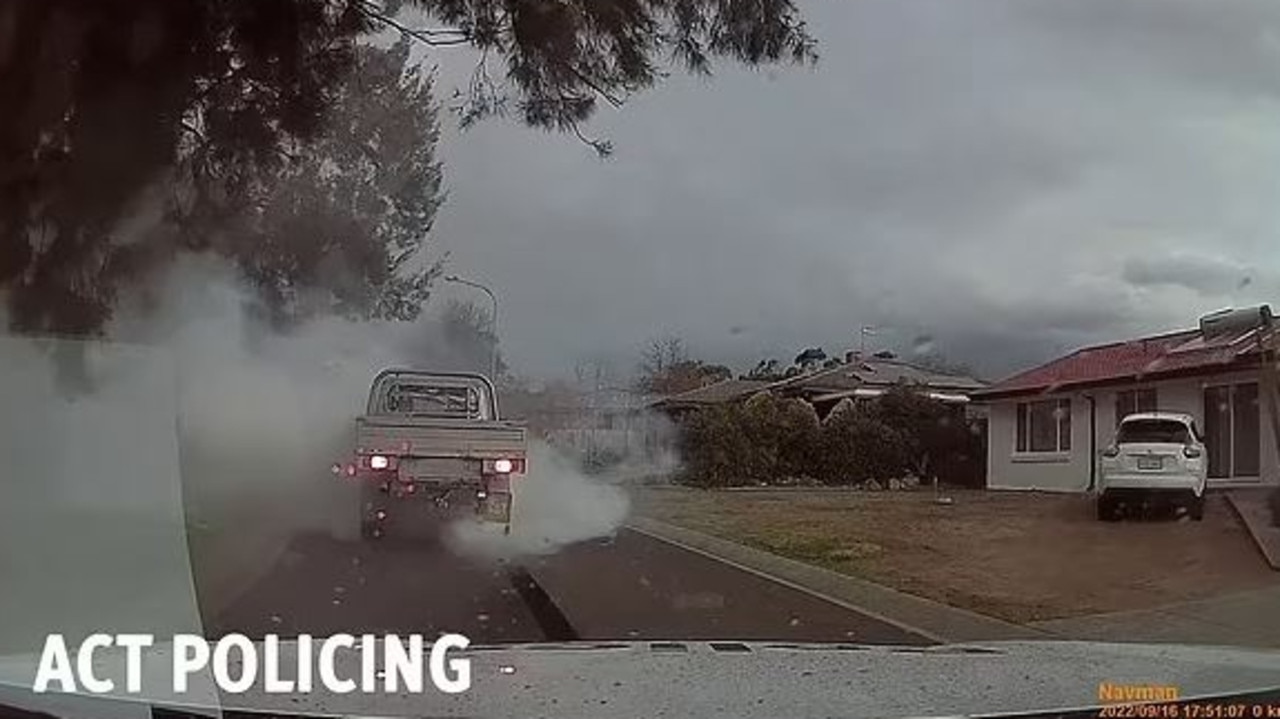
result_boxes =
[421,0,1280,382]
[1123,254,1255,295]
[1017,1,1280,100]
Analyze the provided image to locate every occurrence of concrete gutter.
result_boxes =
[627,516,1050,644]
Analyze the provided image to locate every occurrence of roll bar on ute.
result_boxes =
[365,370,499,420]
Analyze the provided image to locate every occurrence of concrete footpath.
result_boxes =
[1032,585,1280,649]
[627,517,1047,644]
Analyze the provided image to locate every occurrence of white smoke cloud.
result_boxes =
[443,441,632,560]
[1,254,644,637]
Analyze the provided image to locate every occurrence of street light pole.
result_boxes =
[444,274,500,381]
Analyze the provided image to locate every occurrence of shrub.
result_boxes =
[676,405,756,488]
[815,404,910,484]
[938,417,986,488]
[740,393,821,482]
[874,384,985,486]
[676,394,820,487]
[674,386,987,488]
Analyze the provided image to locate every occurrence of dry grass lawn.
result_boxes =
[633,486,1280,623]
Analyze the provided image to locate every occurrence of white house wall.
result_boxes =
[987,369,1279,492]
[987,392,1092,492]
[1093,371,1278,488]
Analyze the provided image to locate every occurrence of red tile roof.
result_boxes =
[977,326,1270,399]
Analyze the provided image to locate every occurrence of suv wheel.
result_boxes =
[1188,496,1205,521]
[1097,496,1121,522]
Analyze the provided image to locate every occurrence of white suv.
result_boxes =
[1097,412,1208,521]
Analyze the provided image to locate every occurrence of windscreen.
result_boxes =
[1117,419,1192,445]
[6,1,1278,716]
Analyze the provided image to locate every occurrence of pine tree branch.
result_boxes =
[354,1,471,47]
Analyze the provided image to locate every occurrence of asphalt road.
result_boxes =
[207,527,930,646]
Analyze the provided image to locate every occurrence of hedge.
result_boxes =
[675,384,984,488]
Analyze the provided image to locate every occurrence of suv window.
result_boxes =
[1117,419,1191,444]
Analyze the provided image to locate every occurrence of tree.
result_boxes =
[677,405,756,487]
[740,393,820,483]
[637,335,730,394]
[793,346,827,371]
[638,335,685,393]
[869,384,982,484]
[1,0,817,337]
[815,403,909,485]
[197,37,445,328]
[696,361,733,385]
[640,335,688,379]
[438,298,506,377]
[677,394,819,488]
[640,359,731,395]
[744,358,785,381]
[2,1,365,336]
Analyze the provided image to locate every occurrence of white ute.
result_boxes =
[333,370,527,540]
[1097,411,1207,521]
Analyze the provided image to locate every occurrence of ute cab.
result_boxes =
[1098,411,1207,521]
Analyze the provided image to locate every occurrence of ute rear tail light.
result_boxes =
[359,454,399,471]
[484,457,527,475]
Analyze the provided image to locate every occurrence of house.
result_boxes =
[766,355,988,419]
[648,378,771,420]
[649,356,987,421]
[973,305,1280,492]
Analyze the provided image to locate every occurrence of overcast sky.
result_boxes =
[418,0,1280,382]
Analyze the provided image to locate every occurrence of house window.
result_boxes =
[1015,399,1072,453]
[1115,388,1157,427]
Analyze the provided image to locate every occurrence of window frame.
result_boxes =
[1115,387,1158,428]
[1014,398,1072,455]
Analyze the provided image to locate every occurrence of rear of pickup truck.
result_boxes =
[334,370,527,540]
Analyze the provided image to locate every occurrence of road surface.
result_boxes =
[208,527,930,646]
